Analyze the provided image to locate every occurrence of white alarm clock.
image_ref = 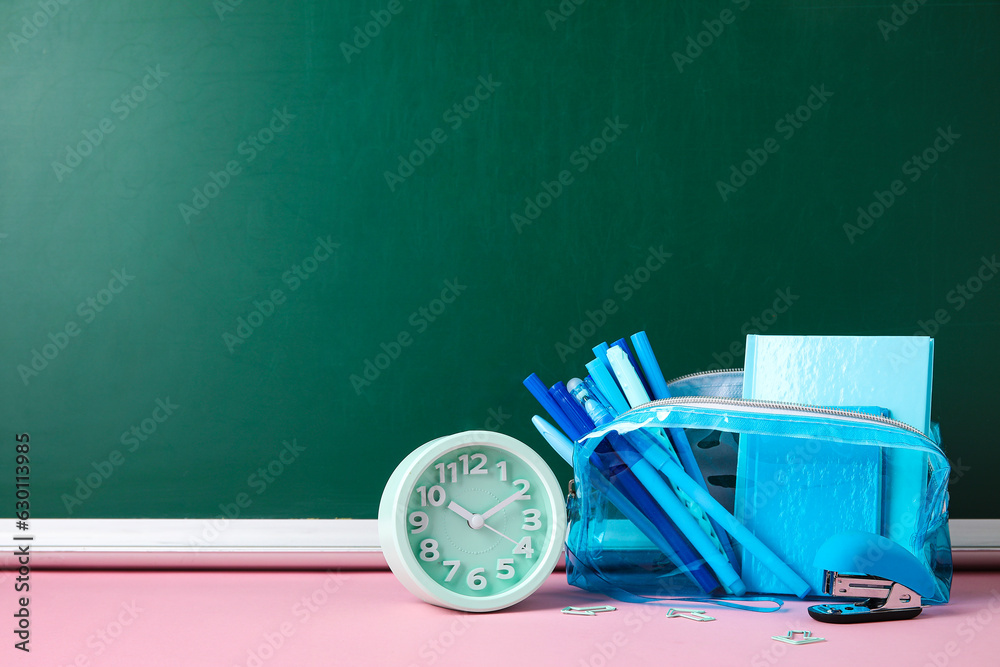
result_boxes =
[379,431,567,612]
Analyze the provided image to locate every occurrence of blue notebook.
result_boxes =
[736,335,934,594]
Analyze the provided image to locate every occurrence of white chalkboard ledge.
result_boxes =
[0,519,385,570]
[0,519,995,570]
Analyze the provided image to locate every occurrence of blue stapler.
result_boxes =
[808,531,937,623]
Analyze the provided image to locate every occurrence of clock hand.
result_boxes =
[447,501,475,522]
[447,500,490,530]
[449,500,518,543]
[480,488,527,521]
[481,521,518,546]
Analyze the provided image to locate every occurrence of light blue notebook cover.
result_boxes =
[736,335,933,594]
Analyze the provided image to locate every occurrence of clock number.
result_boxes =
[496,558,515,580]
[466,567,487,590]
[416,485,446,507]
[513,479,531,499]
[409,511,428,534]
[496,461,507,481]
[468,453,487,475]
[419,539,440,561]
[513,536,534,559]
[434,462,457,484]
[443,560,461,582]
[522,509,541,531]
[455,453,488,477]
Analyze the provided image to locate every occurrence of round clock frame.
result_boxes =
[379,431,567,612]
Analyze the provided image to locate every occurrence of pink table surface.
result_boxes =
[6,569,1000,666]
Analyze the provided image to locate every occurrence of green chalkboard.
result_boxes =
[1,0,998,521]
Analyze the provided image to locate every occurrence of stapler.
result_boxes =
[808,531,938,624]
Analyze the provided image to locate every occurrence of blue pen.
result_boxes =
[530,415,574,466]
[627,428,810,598]
[567,378,613,425]
[567,379,745,596]
[570,380,747,595]
[630,331,670,400]
[549,382,592,439]
[629,331,741,572]
[605,346,742,584]
[585,359,631,416]
[584,376,617,418]
[607,434,745,595]
[607,346,651,407]
[611,338,653,399]
[532,415,722,594]
[592,342,611,375]
[524,374,579,441]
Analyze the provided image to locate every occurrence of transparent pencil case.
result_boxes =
[565,370,952,604]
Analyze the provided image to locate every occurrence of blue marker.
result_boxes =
[584,376,617,418]
[523,374,579,440]
[567,378,612,425]
[606,346,651,407]
[605,346,742,579]
[592,342,612,375]
[549,382,592,440]
[629,330,741,571]
[630,429,811,598]
[565,380,742,595]
[532,415,722,594]
[611,338,653,399]
[585,358,631,416]
[530,416,574,466]
[630,331,670,400]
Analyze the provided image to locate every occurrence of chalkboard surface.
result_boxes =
[1,1,997,520]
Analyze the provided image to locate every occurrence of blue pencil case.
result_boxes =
[565,370,952,605]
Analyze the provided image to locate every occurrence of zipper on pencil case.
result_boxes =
[665,368,745,386]
[616,395,937,445]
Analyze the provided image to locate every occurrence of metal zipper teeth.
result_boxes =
[620,395,931,439]
[665,368,744,385]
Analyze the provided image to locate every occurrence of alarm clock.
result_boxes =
[379,431,567,612]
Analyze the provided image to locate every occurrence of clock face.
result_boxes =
[380,432,566,612]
